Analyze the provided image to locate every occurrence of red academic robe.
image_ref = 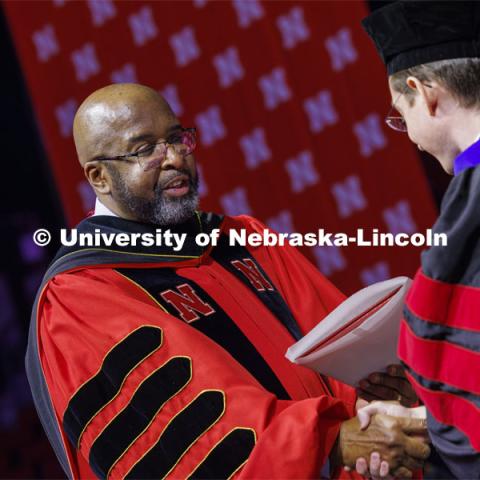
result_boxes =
[27,212,359,479]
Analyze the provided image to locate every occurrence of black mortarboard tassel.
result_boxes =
[362,1,480,74]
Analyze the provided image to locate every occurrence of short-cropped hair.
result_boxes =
[390,58,480,109]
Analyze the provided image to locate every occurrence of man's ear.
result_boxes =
[84,163,112,194]
[406,76,438,116]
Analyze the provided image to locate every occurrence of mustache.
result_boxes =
[156,169,198,192]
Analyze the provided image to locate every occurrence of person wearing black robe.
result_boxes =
[361,2,480,478]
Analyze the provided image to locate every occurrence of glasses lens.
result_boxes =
[180,130,196,153]
[140,143,167,171]
[170,130,196,156]
[385,116,407,132]
[140,130,197,171]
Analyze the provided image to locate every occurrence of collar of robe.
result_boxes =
[454,135,480,176]
[45,212,225,281]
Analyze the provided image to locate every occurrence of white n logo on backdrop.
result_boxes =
[195,105,227,147]
[170,26,201,67]
[55,98,78,138]
[111,63,137,84]
[304,90,339,133]
[232,0,264,28]
[353,113,387,157]
[383,200,417,234]
[258,67,292,110]
[267,210,295,235]
[276,7,310,50]
[32,24,59,62]
[128,6,158,47]
[285,150,320,193]
[160,84,184,117]
[87,0,116,27]
[220,187,253,216]
[313,246,347,276]
[331,175,367,218]
[71,42,100,82]
[213,46,245,88]
[360,261,390,286]
[239,127,271,170]
[325,27,358,71]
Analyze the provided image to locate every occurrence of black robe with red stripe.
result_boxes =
[399,165,480,479]
[26,212,359,479]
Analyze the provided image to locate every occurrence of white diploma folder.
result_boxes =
[285,276,412,387]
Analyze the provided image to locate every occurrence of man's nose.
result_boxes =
[161,145,185,169]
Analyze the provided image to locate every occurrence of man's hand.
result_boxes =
[333,414,430,477]
[358,364,418,407]
[358,401,427,430]
[353,401,428,478]
[355,453,392,479]
[354,453,417,479]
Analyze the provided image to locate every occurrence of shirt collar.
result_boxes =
[93,198,118,217]
[454,134,480,175]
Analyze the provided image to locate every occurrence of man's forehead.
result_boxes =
[91,94,173,123]
[125,123,182,144]
[93,96,175,127]
[103,105,179,144]
[75,105,178,163]
[73,83,178,163]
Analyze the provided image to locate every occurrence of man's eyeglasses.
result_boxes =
[385,89,408,132]
[94,127,197,172]
[385,83,433,133]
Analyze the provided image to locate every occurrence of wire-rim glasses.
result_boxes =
[385,83,433,133]
[95,127,197,171]
[385,89,408,133]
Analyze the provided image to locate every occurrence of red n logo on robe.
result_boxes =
[160,283,215,323]
[231,259,274,292]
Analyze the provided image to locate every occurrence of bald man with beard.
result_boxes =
[26,83,430,480]
[73,84,199,226]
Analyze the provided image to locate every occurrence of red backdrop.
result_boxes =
[4,0,437,294]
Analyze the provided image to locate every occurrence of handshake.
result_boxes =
[333,402,429,479]
[331,365,431,479]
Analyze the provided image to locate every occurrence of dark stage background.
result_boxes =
[0,1,450,478]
